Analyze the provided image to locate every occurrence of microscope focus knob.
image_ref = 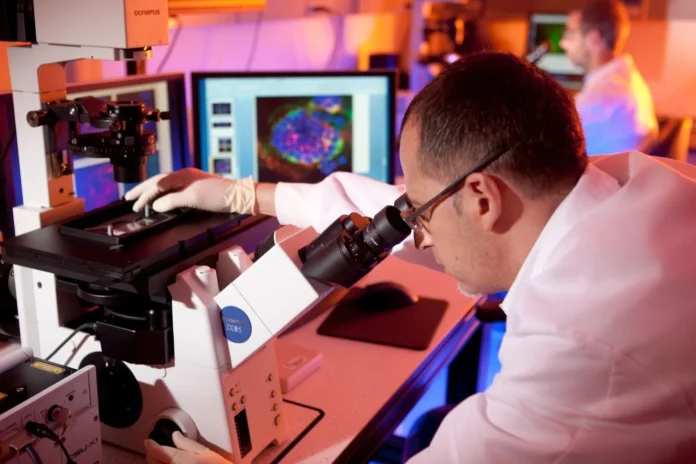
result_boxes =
[26,110,50,127]
[148,408,199,448]
[149,419,182,448]
[146,110,170,122]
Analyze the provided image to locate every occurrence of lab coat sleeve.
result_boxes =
[407,327,617,463]
[274,172,440,271]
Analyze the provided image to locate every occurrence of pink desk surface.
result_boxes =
[101,256,478,463]
[254,256,479,463]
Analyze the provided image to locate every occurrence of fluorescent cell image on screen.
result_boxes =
[213,103,232,115]
[75,162,121,211]
[534,22,565,53]
[218,137,233,153]
[256,96,353,183]
[529,14,583,78]
[212,158,232,174]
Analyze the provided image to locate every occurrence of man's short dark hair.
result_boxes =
[401,52,587,197]
[579,0,629,50]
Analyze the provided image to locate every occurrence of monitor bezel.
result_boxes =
[191,70,398,185]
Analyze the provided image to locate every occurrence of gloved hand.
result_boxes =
[124,168,257,214]
[144,432,232,464]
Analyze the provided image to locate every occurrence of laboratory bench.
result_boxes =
[1,256,480,464]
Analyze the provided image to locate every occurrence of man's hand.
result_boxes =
[144,432,232,464]
[124,168,257,214]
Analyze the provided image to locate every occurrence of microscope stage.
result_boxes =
[1,201,266,287]
[60,205,191,246]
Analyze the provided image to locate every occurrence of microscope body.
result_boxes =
[5,1,309,460]
[39,224,330,462]
[418,1,485,77]
[3,1,413,462]
[8,0,169,210]
[7,0,168,362]
[164,225,331,461]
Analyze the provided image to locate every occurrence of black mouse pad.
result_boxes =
[317,289,448,350]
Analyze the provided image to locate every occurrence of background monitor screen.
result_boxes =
[528,13,585,78]
[192,71,396,184]
[0,73,191,236]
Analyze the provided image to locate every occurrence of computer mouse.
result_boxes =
[357,281,419,310]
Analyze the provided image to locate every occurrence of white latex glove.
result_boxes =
[124,168,257,214]
[144,432,232,464]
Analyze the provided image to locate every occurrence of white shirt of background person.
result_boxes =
[560,1,658,156]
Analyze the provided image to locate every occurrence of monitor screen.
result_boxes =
[528,13,585,78]
[0,73,191,236]
[192,71,396,184]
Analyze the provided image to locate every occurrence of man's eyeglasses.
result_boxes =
[398,145,513,232]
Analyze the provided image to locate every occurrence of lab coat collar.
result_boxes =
[499,151,673,314]
[583,54,636,89]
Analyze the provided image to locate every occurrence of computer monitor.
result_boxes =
[528,13,585,84]
[0,73,191,236]
[192,71,397,184]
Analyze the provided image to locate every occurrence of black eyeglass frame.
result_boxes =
[399,145,513,230]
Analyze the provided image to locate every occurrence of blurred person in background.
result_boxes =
[561,0,658,155]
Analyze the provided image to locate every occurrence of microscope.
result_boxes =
[417,1,486,77]
[0,1,415,462]
[1,0,170,352]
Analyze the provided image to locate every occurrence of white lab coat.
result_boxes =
[576,54,658,156]
[274,172,441,271]
[274,152,696,463]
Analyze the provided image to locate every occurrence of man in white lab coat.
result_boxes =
[560,0,658,155]
[132,52,696,463]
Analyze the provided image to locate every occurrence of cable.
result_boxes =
[25,421,76,464]
[0,129,16,168]
[156,16,183,74]
[44,323,98,361]
[271,400,325,464]
[58,440,74,464]
[0,128,17,240]
[398,3,412,55]
[245,12,265,70]
[305,5,341,70]
[24,444,43,464]
[0,129,17,198]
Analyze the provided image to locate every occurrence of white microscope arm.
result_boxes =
[162,201,413,463]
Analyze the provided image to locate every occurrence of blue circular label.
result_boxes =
[221,306,252,343]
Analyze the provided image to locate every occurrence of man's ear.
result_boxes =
[462,173,502,231]
[585,29,604,49]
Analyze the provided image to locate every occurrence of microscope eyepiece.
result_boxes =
[298,201,412,288]
[298,213,369,264]
[360,206,411,256]
[393,193,413,212]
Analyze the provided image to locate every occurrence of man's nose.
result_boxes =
[560,36,569,52]
[414,229,434,250]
